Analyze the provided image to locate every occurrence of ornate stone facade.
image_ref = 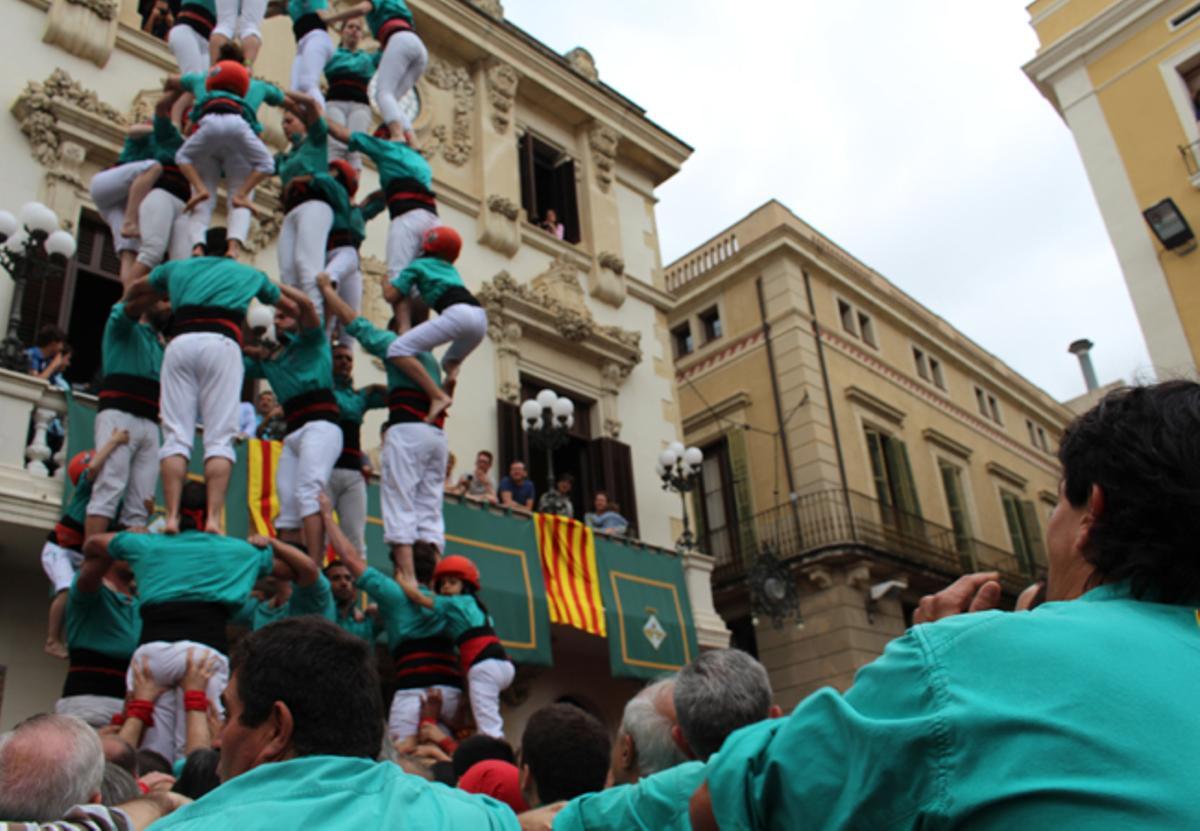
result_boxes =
[11,69,127,167]
[422,58,475,167]
[43,0,120,66]
[587,122,618,194]
[484,58,520,134]
[564,47,598,81]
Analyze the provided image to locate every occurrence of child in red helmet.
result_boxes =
[399,553,515,739]
[383,225,486,424]
[40,429,129,659]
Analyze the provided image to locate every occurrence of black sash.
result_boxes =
[392,635,461,690]
[171,305,243,344]
[432,286,480,314]
[198,99,243,119]
[98,374,161,421]
[140,601,230,655]
[283,179,331,214]
[384,177,437,219]
[326,229,357,252]
[61,648,130,699]
[178,4,215,38]
[153,164,191,202]
[282,388,340,435]
[327,75,370,104]
[335,420,363,470]
[386,387,437,428]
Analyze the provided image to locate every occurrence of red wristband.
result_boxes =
[419,716,438,727]
[126,699,155,727]
[137,781,150,795]
[437,736,458,755]
[110,712,126,727]
[183,691,208,712]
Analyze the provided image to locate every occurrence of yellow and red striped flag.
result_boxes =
[534,513,606,637]
[247,439,282,537]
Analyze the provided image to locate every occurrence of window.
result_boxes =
[975,387,988,416]
[1000,491,1046,574]
[974,386,1003,425]
[696,439,736,566]
[671,323,694,359]
[858,312,877,348]
[1037,426,1049,452]
[913,346,947,390]
[838,299,857,335]
[518,131,581,244]
[865,428,923,536]
[836,297,878,349]
[1024,420,1051,452]
[913,347,930,381]
[699,307,722,342]
[939,461,973,569]
[929,357,946,390]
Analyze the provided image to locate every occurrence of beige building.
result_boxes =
[668,201,1075,709]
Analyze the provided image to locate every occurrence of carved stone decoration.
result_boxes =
[47,141,87,189]
[603,417,622,439]
[478,194,521,257]
[359,255,392,329]
[12,70,128,169]
[587,122,618,194]
[44,0,121,67]
[421,58,475,167]
[565,47,599,81]
[483,58,520,134]
[588,250,627,308]
[469,0,504,16]
[129,89,163,125]
[529,256,587,315]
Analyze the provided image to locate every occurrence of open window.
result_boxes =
[518,131,581,244]
[671,322,694,359]
[699,306,722,343]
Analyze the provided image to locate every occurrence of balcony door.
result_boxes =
[864,427,923,541]
[696,438,736,566]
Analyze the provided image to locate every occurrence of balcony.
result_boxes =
[1181,140,1200,190]
[708,489,1030,592]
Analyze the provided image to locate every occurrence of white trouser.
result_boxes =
[386,209,439,280]
[41,540,83,594]
[167,24,209,75]
[213,0,265,40]
[386,303,487,369]
[381,422,446,548]
[291,29,334,111]
[468,658,515,738]
[279,200,334,317]
[326,100,373,169]
[87,409,161,528]
[126,641,229,762]
[90,160,159,254]
[55,695,125,729]
[159,333,243,463]
[376,31,427,130]
[275,420,343,530]
[136,190,193,269]
[387,685,460,742]
[176,114,275,247]
[325,246,361,345]
[327,467,367,556]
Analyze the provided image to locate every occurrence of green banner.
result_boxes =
[596,536,700,681]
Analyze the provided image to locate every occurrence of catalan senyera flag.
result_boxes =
[247,439,283,537]
[534,513,606,637]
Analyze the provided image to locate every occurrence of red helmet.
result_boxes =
[329,159,359,198]
[67,450,93,487]
[434,555,480,592]
[421,225,462,263]
[206,60,250,98]
[372,123,391,139]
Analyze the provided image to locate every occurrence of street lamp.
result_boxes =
[0,202,76,372]
[658,441,703,553]
[520,388,575,516]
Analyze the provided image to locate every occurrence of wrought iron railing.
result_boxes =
[709,488,1029,590]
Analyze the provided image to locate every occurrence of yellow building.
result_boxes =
[1023,0,1200,377]
[668,201,1074,709]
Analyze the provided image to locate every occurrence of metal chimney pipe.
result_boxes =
[1068,339,1099,392]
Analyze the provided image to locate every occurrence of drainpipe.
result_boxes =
[756,277,801,550]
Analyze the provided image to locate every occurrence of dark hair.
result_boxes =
[101,736,137,775]
[323,560,351,577]
[100,763,139,806]
[216,41,245,63]
[478,450,494,463]
[179,481,207,532]
[173,749,220,799]
[35,325,66,348]
[412,540,439,585]
[452,735,516,780]
[230,617,383,758]
[556,472,574,485]
[1058,381,1200,604]
[429,761,457,787]
[136,749,172,776]
[519,703,610,804]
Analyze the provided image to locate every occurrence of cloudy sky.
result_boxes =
[500,0,1154,402]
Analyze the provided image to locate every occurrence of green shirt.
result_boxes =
[357,567,447,649]
[330,199,367,247]
[346,132,431,189]
[66,575,141,660]
[325,47,380,81]
[244,326,333,406]
[276,118,330,187]
[287,0,326,22]
[148,257,280,314]
[101,302,163,382]
[109,531,273,611]
[554,762,704,831]
[232,596,290,631]
[117,132,155,165]
[243,79,285,135]
[181,0,214,14]
[151,115,184,166]
[364,0,413,36]
[344,317,440,394]
[390,257,465,309]
[335,602,383,643]
[333,376,386,426]
[706,584,1200,830]
[290,573,335,620]
[182,74,283,135]
[431,593,490,641]
[150,755,519,830]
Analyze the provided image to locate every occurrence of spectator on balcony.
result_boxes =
[691,381,1200,830]
[584,491,628,537]
[536,473,574,518]
[442,452,458,495]
[538,209,564,241]
[499,461,534,511]
[26,324,68,382]
[142,0,176,40]
[254,390,286,441]
[452,450,497,503]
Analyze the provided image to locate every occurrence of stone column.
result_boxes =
[681,550,731,650]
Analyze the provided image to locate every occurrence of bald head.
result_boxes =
[612,677,687,784]
[0,714,104,821]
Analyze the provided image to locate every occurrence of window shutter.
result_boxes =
[555,157,580,244]
[1001,493,1031,571]
[518,133,537,220]
[725,428,758,558]
[886,438,922,519]
[865,430,891,508]
[496,400,525,472]
[1019,500,1047,573]
[588,437,638,536]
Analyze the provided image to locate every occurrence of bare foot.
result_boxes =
[44,639,69,659]
[120,218,140,239]
[163,515,180,535]
[425,393,452,424]
[403,129,417,147]
[226,239,243,260]
[442,375,457,398]
[388,122,405,141]
[204,519,223,535]
[184,189,210,213]
[231,193,255,212]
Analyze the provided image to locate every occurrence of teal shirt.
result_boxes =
[117,132,155,165]
[325,47,380,81]
[554,762,704,831]
[180,73,249,112]
[390,257,465,309]
[180,0,214,13]
[151,115,184,166]
[290,574,335,620]
[346,132,431,189]
[344,317,440,394]
[149,755,519,831]
[244,326,333,406]
[330,199,367,247]
[333,376,386,426]
[276,118,331,187]
[357,567,447,648]
[101,302,163,382]
[109,531,273,611]
[66,575,141,660]
[431,594,490,641]
[364,0,413,37]
[148,257,280,315]
[232,596,290,631]
[287,0,326,22]
[335,603,383,642]
[706,584,1200,830]
[182,74,283,135]
[61,468,95,527]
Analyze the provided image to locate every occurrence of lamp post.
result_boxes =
[520,388,575,516]
[658,441,703,554]
[0,202,76,372]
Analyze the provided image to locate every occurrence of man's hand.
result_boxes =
[180,647,220,693]
[248,534,271,548]
[317,491,334,519]
[138,771,176,794]
[130,657,167,702]
[518,803,566,831]
[419,688,443,723]
[912,571,1003,625]
[111,428,131,446]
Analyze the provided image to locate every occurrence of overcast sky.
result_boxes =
[500,0,1154,403]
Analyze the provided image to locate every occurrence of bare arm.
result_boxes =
[316,273,358,326]
[127,122,154,139]
[325,118,352,145]
[181,648,220,754]
[380,272,401,306]
[395,573,435,609]
[124,276,167,310]
[252,534,319,587]
[81,533,117,588]
[284,90,323,126]
[117,792,191,831]
[277,283,321,330]
[320,0,370,24]
[88,427,131,477]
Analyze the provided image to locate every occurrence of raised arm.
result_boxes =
[252,535,319,587]
[125,275,168,311]
[396,573,435,609]
[320,1,370,25]
[277,283,322,330]
[316,273,358,326]
[88,427,131,477]
[284,90,324,127]
[324,117,352,146]
[82,532,117,579]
